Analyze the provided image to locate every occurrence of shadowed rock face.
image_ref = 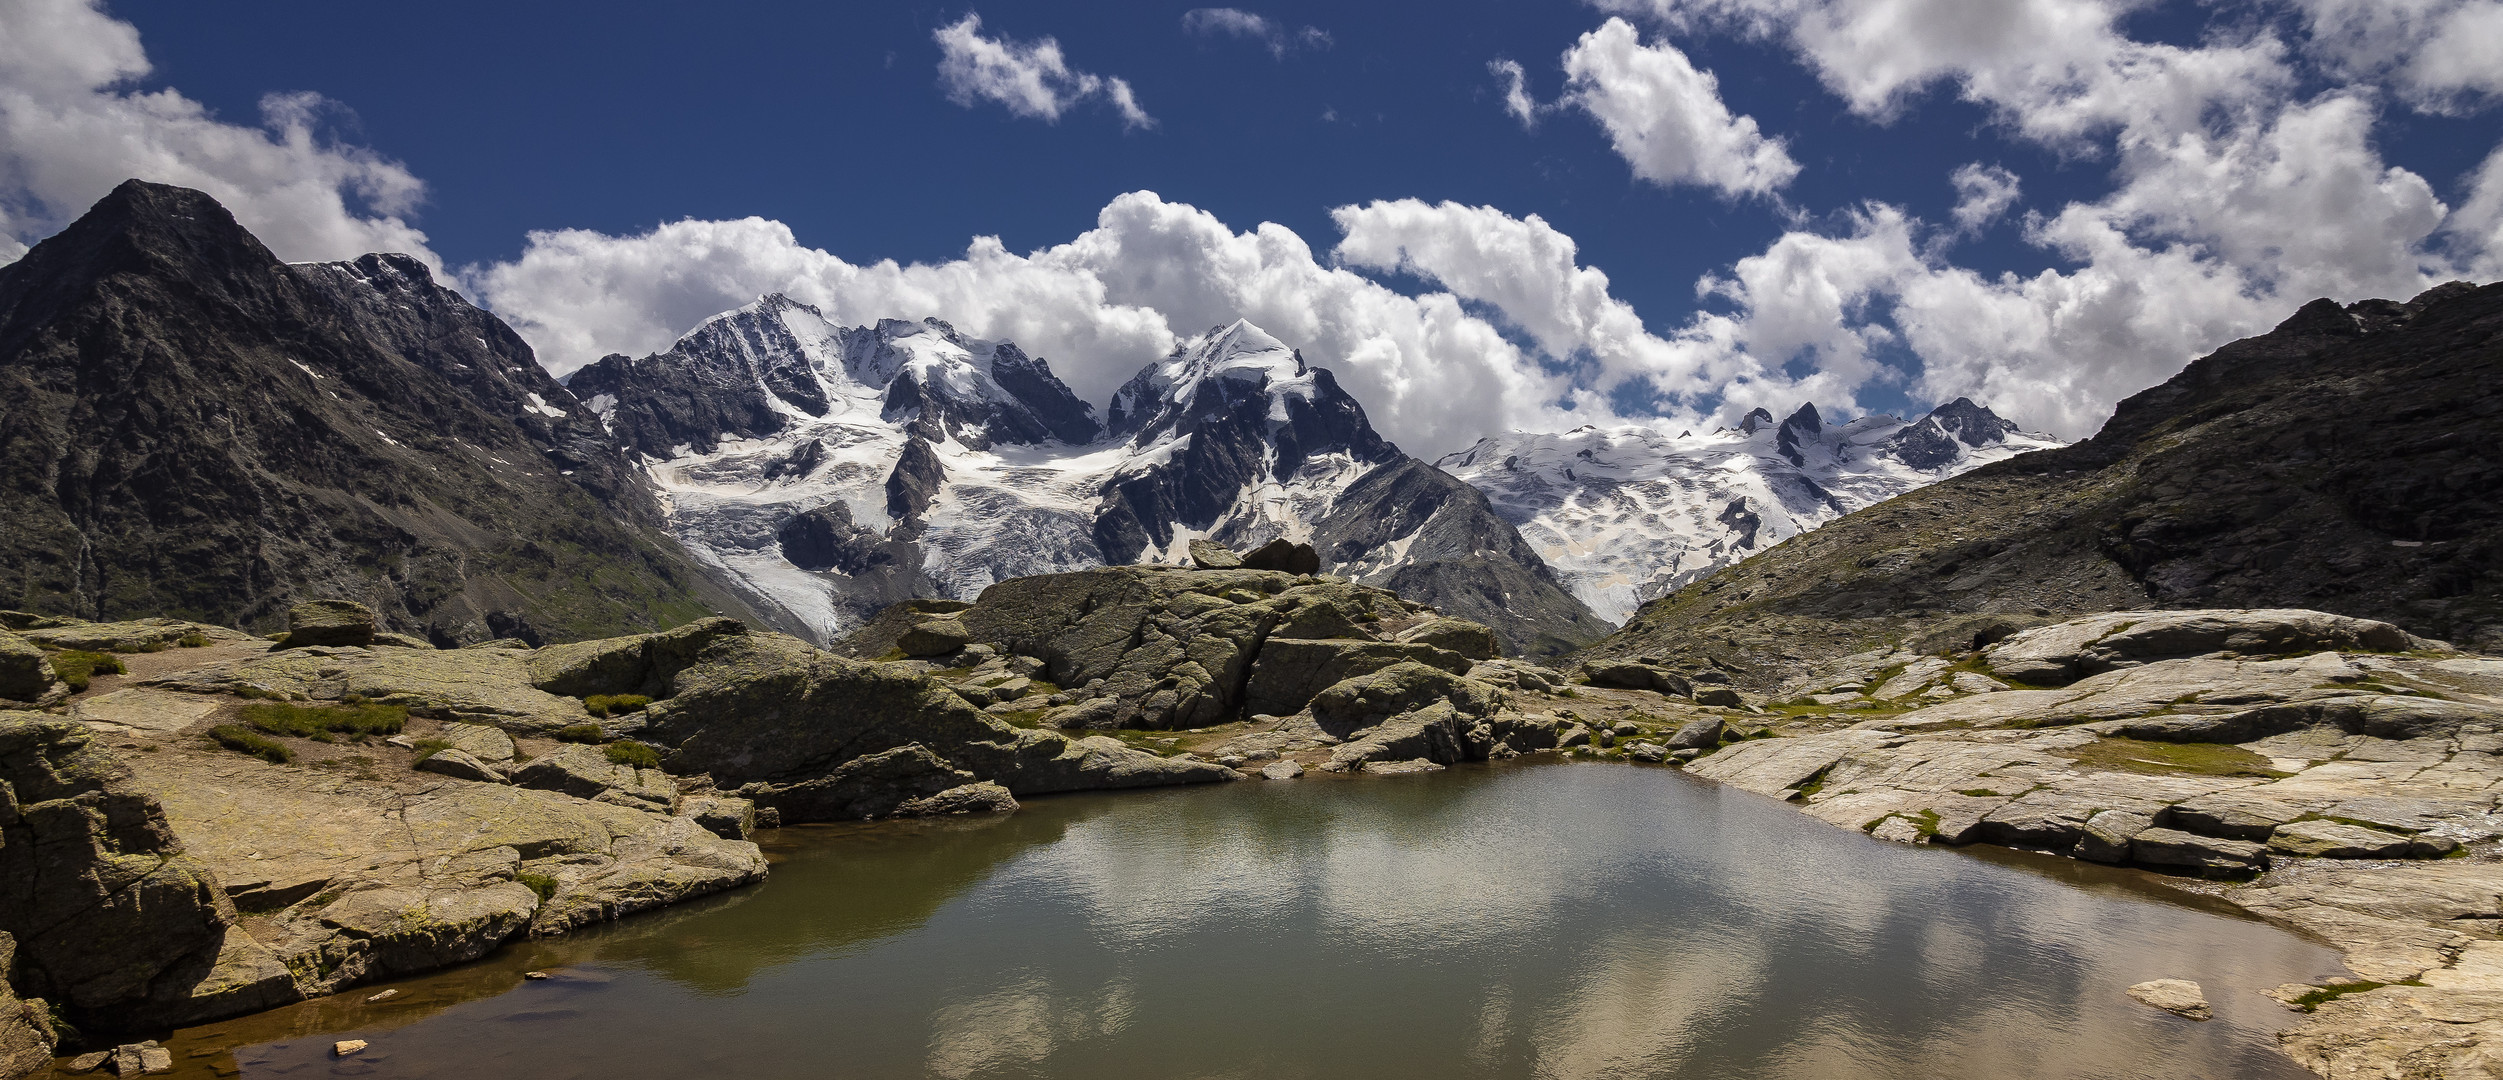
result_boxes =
[0,181,752,645]
[1588,283,2503,686]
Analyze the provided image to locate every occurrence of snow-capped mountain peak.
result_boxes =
[1439,399,2062,623]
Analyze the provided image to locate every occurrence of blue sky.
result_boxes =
[4,0,2500,454]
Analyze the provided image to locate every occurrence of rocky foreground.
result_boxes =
[10,570,2503,1078]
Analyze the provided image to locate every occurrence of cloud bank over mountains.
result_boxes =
[1,0,2498,455]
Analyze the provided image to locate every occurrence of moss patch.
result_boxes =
[553,724,606,744]
[583,693,651,718]
[2056,737,2291,779]
[2289,980,2425,1012]
[240,701,407,742]
[515,872,559,903]
[47,649,126,692]
[604,741,661,769]
[410,737,455,761]
[208,724,292,764]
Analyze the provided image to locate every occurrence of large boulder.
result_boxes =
[896,619,973,658]
[511,745,679,813]
[19,618,243,654]
[1239,539,1321,575]
[2129,827,2269,873]
[1244,640,1475,719]
[0,716,237,1030]
[284,600,377,648]
[526,617,748,700]
[1986,609,2424,686]
[1581,661,1692,697]
[414,748,507,784]
[1396,617,1500,661]
[0,631,56,704]
[1188,539,1242,569]
[638,629,1234,817]
[1309,662,1504,736]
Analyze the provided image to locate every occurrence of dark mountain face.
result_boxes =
[0,180,750,643]
[1583,282,2503,685]
[1311,458,1614,655]
[1881,398,2023,470]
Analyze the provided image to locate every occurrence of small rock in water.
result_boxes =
[334,1039,370,1056]
[1365,758,1444,775]
[2261,984,2317,1011]
[366,988,398,1002]
[1626,742,1667,762]
[523,970,551,980]
[64,1051,110,1074]
[1260,761,1305,780]
[2126,979,2212,1019]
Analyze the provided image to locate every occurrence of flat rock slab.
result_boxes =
[2126,978,2212,1019]
[71,688,221,734]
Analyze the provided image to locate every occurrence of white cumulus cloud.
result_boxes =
[0,0,436,268]
[1180,8,1331,57]
[1490,58,1540,129]
[2293,0,2503,113]
[1948,163,2020,231]
[934,13,1154,130]
[1558,18,1802,197]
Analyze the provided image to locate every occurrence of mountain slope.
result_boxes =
[1440,400,2060,622]
[571,307,1608,654]
[0,180,751,643]
[1580,282,2503,686]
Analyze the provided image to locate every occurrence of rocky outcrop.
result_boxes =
[0,716,236,1032]
[842,565,1505,731]
[0,934,54,1077]
[0,180,753,644]
[0,632,57,704]
[283,600,376,648]
[1587,283,2503,685]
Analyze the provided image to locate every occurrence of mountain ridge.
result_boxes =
[1577,281,2503,687]
[0,180,755,642]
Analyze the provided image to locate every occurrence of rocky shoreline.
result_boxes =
[6,585,2501,1077]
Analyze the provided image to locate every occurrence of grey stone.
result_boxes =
[1395,617,1501,661]
[1695,687,1744,707]
[1665,717,1726,750]
[439,721,516,763]
[2130,827,2269,873]
[897,619,973,658]
[0,630,57,703]
[1188,539,1243,569]
[2126,979,2211,1020]
[894,781,1019,816]
[285,599,377,648]
[2269,820,2456,859]
[414,747,507,784]
[677,796,759,841]
[1627,742,1668,763]
[2162,791,2308,842]
[1244,639,1475,720]
[1364,758,1444,776]
[511,744,679,813]
[2077,809,2156,864]
[1581,662,1690,697]
[1261,761,1305,779]
[1238,539,1320,575]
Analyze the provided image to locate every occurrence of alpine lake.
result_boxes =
[135,759,2341,1079]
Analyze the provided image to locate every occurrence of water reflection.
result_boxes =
[134,760,2339,1079]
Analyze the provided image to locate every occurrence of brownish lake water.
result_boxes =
[135,759,2341,1079]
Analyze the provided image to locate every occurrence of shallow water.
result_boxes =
[144,760,2343,1079]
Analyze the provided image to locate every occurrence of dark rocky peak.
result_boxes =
[1774,403,1824,466]
[0,179,747,640]
[869,317,1098,450]
[1735,406,1777,435]
[1926,398,2021,448]
[1092,319,1397,565]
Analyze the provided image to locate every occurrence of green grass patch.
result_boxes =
[1958,788,2003,798]
[177,632,211,648]
[241,701,407,742]
[208,724,292,764]
[2288,980,2424,1012]
[554,724,607,743]
[410,738,455,761]
[604,741,662,769]
[515,872,560,903]
[2057,737,2291,779]
[111,640,169,654]
[48,650,125,692]
[583,693,652,718]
